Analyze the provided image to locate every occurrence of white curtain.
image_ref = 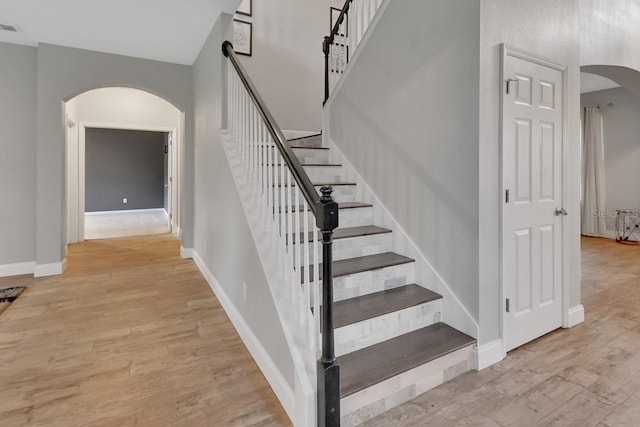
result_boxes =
[581,105,607,236]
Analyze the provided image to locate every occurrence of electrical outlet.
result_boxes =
[123,198,128,204]
[242,282,247,300]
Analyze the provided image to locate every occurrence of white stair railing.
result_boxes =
[227,58,322,355]
[224,41,341,426]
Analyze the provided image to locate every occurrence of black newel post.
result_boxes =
[316,186,340,427]
[323,37,331,105]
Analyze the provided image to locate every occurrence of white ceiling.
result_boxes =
[580,72,621,94]
[0,0,240,65]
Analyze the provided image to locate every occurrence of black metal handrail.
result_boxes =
[223,41,319,211]
[323,0,354,104]
[223,41,341,427]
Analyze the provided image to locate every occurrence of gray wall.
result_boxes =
[581,87,640,229]
[35,43,194,265]
[328,0,481,320]
[0,42,37,265]
[239,0,341,131]
[193,13,295,389]
[85,128,166,212]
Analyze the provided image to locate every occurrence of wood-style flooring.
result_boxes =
[363,236,640,426]
[0,234,289,426]
[2,235,640,426]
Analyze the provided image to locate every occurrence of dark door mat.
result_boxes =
[0,287,26,315]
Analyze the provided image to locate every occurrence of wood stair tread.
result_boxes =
[296,225,391,243]
[275,182,355,187]
[333,284,442,328]
[291,145,329,150]
[302,252,414,281]
[339,202,372,209]
[338,322,475,397]
[287,133,321,142]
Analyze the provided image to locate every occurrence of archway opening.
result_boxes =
[579,65,640,307]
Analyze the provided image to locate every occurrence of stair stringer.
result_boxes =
[323,133,479,345]
[221,131,316,426]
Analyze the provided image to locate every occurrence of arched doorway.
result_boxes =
[64,87,185,243]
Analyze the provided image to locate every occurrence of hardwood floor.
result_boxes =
[363,236,640,426]
[0,234,289,426]
[2,235,639,426]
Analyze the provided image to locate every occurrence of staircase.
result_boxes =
[288,133,475,426]
[223,41,476,426]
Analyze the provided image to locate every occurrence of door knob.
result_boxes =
[555,207,568,216]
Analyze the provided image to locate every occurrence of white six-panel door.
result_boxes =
[502,49,565,352]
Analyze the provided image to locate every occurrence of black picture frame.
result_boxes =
[330,7,348,37]
[233,19,253,56]
[237,0,252,17]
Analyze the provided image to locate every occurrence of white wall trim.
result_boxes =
[34,260,65,277]
[473,339,505,370]
[85,208,168,216]
[189,250,295,421]
[180,246,194,259]
[565,304,585,328]
[0,261,36,278]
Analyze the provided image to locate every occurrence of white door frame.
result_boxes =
[68,121,181,242]
[499,44,570,357]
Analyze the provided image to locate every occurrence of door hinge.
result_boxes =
[505,189,510,203]
[506,298,510,313]
[169,213,173,219]
[506,78,518,94]
[169,177,172,183]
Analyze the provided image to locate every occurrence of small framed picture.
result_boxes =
[237,0,252,17]
[233,19,253,56]
[330,7,348,37]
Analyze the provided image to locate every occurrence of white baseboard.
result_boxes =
[473,339,504,370]
[565,304,585,328]
[180,246,194,259]
[189,250,295,420]
[0,261,36,278]
[85,208,166,216]
[34,261,65,277]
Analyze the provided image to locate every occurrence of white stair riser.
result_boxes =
[312,262,415,303]
[273,184,355,206]
[289,135,323,148]
[293,233,391,264]
[292,147,330,163]
[304,165,344,182]
[262,147,330,166]
[287,207,374,232]
[335,299,442,357]
[338,207,374,228]
[340,345,474,427]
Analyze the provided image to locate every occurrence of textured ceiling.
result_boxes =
[0,0,240,64]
